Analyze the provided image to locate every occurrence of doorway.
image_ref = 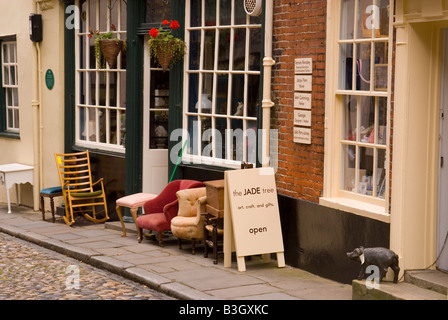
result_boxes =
[142,36,169,195]
[437,29,448,272]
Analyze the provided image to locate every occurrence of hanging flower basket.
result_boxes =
[89,24,125,69]
[99,39,123,69]
[148,20,186,71]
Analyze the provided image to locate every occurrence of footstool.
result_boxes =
[40,186,63,223]
[116,193,157,237]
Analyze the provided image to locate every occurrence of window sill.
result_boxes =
[319,197,390,223]
[0,132,20,140]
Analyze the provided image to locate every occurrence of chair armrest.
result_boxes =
[91,178,104,186]
[163,198,179,222]
[143,196,166,214]
[196,196,207,223]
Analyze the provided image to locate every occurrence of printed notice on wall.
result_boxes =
[224,167,285,271]
[294,57,313,144]
[294,127,311,144]
[295,58,313,74]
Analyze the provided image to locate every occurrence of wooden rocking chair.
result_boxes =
[54,150,109,226]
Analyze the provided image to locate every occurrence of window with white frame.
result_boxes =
[324,0,392,211]
[75,0,127,153]
[1,41,19,133]
[183,0,261,167]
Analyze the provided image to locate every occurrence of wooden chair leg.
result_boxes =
[40,196,45,221]
[192,238,196,255]
[157,232,164,247]
[137,227,143,243]
[212,223,218,264]
[50,195,56,223]
[178,238,182,249]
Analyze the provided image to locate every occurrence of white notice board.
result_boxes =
[223,167,285,271]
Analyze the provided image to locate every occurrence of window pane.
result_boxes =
[234,0,246,25]
[188,73,199,112]
[356,42,371,91]
[375,148,386,198]
[12,88,18,106]
[218,29,230,70]
[343,96,357,141]
[3,44,8,63]
[201,116,212,156]
[215,117,226,159]
[342,144,356,192]
[338,43,353,90]
[377,0,389,37]
[187,115,200,155]
[377,97,387,145]
[359,96,375,143]
[7,109,13,128]
[190,0,201,27]
[246,121,257,163]
[204,30,215,70]
[358,146,374,195]
[233,28,246,70]
[231,74,244,115]
[216,74,228,115]
[6,88,12,106]
[3,66,9,85]
[231,121,243,161]
[220,0,231,25]
[201,73,213,114]
[9,44,15,63]
[340,0,355,40]
[205,0,216,26]
[247,74,259,117]
[13,109,19,129]
[99,108,106,143]
[373,41,388,91]
[249,28,261,71]
[189,30,200,70]
[357,0,376,39]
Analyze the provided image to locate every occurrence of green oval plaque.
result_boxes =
[45,69,54,90]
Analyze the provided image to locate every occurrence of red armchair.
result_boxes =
[136,179,204,246]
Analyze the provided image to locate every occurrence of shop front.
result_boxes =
[60,0,448,283]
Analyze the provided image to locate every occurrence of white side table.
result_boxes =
[0,163,34,214]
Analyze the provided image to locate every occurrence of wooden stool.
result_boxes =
[39,186,63,223]
[116,193,157,237]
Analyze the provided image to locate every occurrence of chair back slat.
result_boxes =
[54,150,94,193]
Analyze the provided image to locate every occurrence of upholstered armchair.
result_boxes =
[136,179,204,246]
[170,188,207,254]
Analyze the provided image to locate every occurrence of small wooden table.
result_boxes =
[0,163,34,214]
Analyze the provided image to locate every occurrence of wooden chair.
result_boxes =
[54,150,109,226]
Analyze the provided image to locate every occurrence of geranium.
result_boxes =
[148,20,186,70]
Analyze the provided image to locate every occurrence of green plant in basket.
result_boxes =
[148,20,186,71]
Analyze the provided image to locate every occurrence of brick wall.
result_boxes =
[271,0,327,203]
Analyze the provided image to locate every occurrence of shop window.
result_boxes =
[322,0,392,216]
[75,0,127,153]
[1,40,19,134]
[183,0,261,167]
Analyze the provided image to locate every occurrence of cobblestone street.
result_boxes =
[0,232,173,300]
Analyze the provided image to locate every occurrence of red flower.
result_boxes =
[149,28,159,38]
[170,20,180,30]
[162,20,169,25]
[111,24,116,31]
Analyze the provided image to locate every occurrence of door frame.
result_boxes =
[437,28,448,271]
[142,36,169,194]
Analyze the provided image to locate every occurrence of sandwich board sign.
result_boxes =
[223,167,285,271]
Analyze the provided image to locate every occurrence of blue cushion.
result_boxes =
[40,186,63,195]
